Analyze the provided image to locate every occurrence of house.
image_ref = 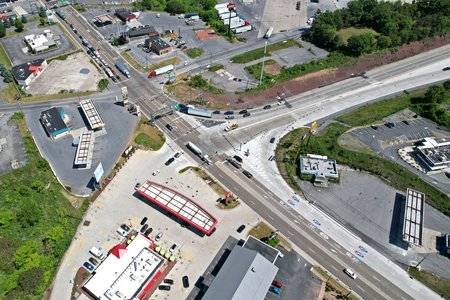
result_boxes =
[115,8,136,22]
[145,37,172,55]
[12,59,47,87]
[24,31,57,53]
[40,107,69,139]
[0,7,16,21]
[128,25,158,38]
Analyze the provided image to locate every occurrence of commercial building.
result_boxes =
[203,245,278,300]
[24,30,57,53]
[83,234,165,300]
[40,107,69,139]
[115,8,136,22]
[299,154,338,183]
[147,37,172,55]
[12,59,47,87]
[414,137,450,171]
[128,25,158,38]
[0,6,17,21]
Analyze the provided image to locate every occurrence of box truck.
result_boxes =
[148,64,174,78]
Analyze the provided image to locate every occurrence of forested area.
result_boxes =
[306,0,450,56]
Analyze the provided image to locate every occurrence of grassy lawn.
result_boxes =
[5,29,28,38]
[249,222,291,250]
[133,118,165,150]
[244,59,277,80]
[207,64,224,72]
[336,27,379,44]
[277,89,450,216]
[231,38,301,63]
[0,43,12,67]
[408,267,450,297]
[186,48,204,58]
[0,113,88,299]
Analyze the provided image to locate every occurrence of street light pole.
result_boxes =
[259,41,268,86]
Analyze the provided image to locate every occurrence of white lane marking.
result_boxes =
[250,200,255,205]
[287,230,294,236]
[263,195,268,199]
[330,249,337,253]
[268,215,274,220]
[218,174,224,178]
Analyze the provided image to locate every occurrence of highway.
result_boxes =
[14,7,449,300]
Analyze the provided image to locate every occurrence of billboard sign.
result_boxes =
[94,163,104,183]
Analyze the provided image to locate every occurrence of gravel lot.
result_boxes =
[2,22,76,65]
[0,113,28,175]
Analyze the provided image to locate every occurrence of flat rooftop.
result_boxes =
[299,154,338,178]
[136,180,217,235]
[79,99,104,130]
[403,188,425,246]
[74,131,94,167]
[83,234,163,299]
[243,235,281,263]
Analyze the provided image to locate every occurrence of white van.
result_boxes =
[90,247,106,260]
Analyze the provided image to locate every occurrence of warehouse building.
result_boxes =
[40,107,69,139]
[148,37,172,55]
[115,8,136,22]
[128,25,158,38]
[299,154,338,184]
[12,59,47,87]
[24,31,57,53]
[202,246,278,300]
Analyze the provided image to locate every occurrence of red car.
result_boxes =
[272,280,283,288]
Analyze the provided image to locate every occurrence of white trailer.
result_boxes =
[215,3,229,10]
[216,7,230,15]
[233,24,252,34]
[220,11,237,19]
[148,64,174,78]
[264,26,273,39]
[224,17,245,28]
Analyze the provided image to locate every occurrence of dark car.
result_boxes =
[164,278,174,284]
[88,257,98,266]
[370,125,378,130]
[270,137,276,143]
[225,115,235,120]
[263,105,271,110]
[239,109,247,114]
[182,276,190,288]
[212,110,221,114]
[243,112,251,117]
[144,227,153,236]
[140,217,148,225]
[134,182,140,189]
[243,170,253,178]
[385,123,392,128]
[443,67,450,71]
[120,224,130,232]
[237,224,246,233]
[83,262,94,272]
[233,155,243,163]
[224,111,234,115]
[165,157,175,166]
[272,280,283,288]
[166,124,174,131]
[159,285,171,291]
[402,120,410,125]
[389,122,395,127]
[140,224,148,233]
[174,152,181,158]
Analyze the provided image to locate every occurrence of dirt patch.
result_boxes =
[60,189,86,209]
[195,29,219,40]
[27,52,103,95]
[264,63,282,75]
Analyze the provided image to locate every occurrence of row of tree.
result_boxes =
[307,0,450,56]
[0,16,28,37]
[414,80,450,128]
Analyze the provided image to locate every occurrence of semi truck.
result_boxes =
[115,60,130,78]
[55,10,67,20]
[234,24,252,34]
[219,11,237,19]
[186,142,212,165]
[264,26,273,39]
[224,17,245,28]
[216,7,231,15]
[148,64,174,78]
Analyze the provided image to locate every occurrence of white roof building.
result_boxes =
[24,32,56,53]
[83,234,164,300]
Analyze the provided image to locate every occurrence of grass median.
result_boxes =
[231,38,301,64]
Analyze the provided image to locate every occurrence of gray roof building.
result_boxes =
[40,107,68,139]
[203,246,278,300]
[128,25,158,38]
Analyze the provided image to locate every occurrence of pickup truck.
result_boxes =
[224,124,238,132]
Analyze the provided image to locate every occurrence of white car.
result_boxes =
[344,268,357,279]
[152,170,160,176]
[116,227,127,237]
[155,232,163,242]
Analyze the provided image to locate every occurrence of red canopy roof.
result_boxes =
[110,244,127,258]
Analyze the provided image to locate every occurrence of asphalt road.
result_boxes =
[3,7,448,300]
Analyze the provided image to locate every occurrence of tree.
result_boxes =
[39,17,46,26]
[4,20,11,28]
[43,225,66,257]
[425,86,448,104]
[17,199,41,227]
[166,0,186,14]
[38,7,47,18]
[21,15,27,23]
[15,19,24,32]
[18,267,44,294]
[376,35,391,48]
[0,22,5,38]
[346,33,376,56]
[9,18,15,27]
[443,80,450,91]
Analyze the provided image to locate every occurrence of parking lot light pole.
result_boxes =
[259,41,268,86]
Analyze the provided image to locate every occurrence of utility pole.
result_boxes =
[259,41,268,86]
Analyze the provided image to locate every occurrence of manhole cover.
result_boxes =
[80,68,90,74]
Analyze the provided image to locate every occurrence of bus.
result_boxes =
[55,10,67,20]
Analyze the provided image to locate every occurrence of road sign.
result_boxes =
[94,163,104,183]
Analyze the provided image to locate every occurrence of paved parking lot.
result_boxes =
[50,145,260,300]
[2,22,76,65]
[25,97,137,195]
[0,113,28,175]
